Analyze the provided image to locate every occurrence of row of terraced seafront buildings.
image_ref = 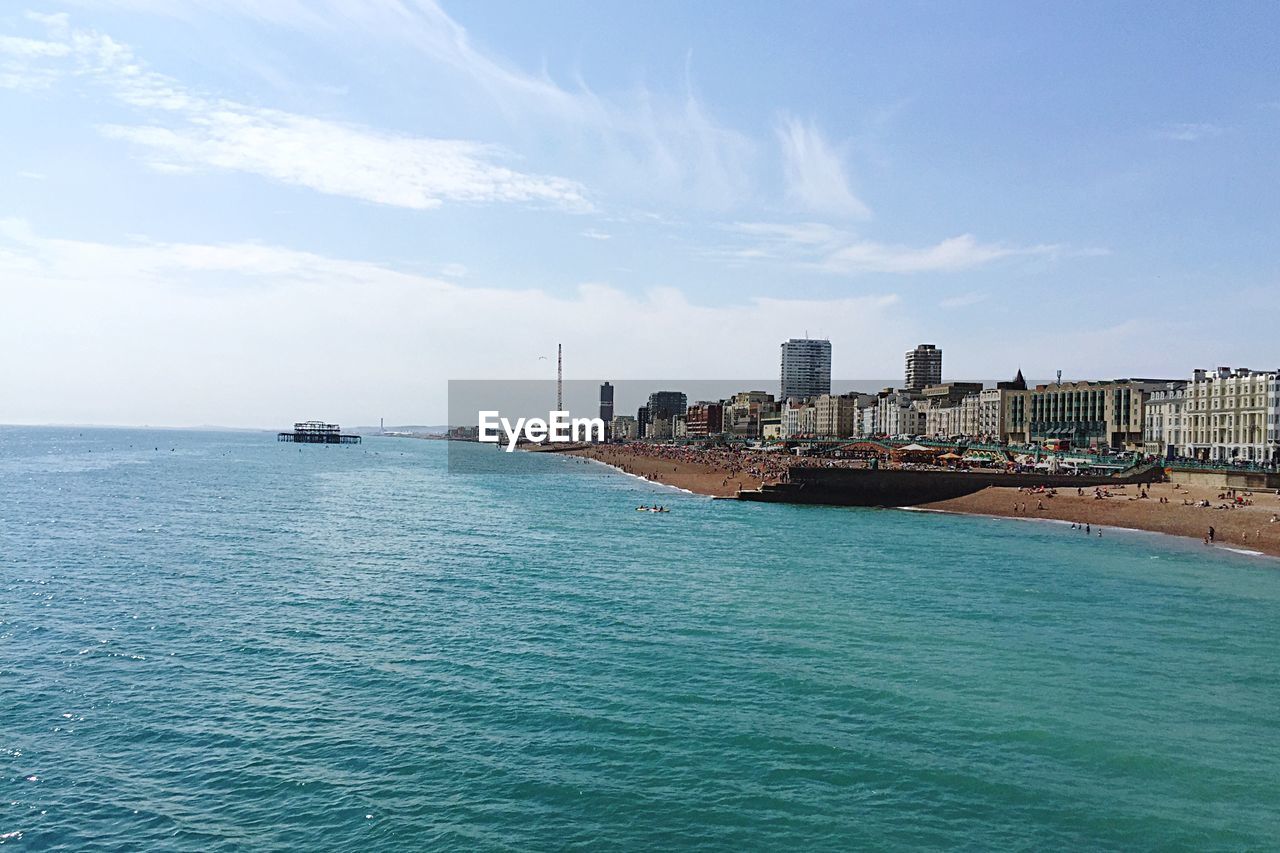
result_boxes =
[603,341,1280,465]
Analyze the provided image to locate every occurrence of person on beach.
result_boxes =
[1209,526,1216,543]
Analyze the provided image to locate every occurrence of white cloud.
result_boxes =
[0,220,911,426]
[0,17,590,211]
[819,234,1056,274]
[581,229,612,240]
[724,222,1056,275]
[937,291,988,309]
[1154,122,1225,142]
[731,221,843,246]
[98,116,589,210]
[776,116,870,219]
[60,0,758,211]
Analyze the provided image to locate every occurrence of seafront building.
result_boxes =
[685,402,723,437]
[877,388,925,437]
[905,344,943,390]
[1009,378,1176,450]
[1142,383,1189,459]
[609,347,1276,464]
[858,399,879,437]
[782,398,809,438]
[646,391,688,425]
[723,391,776,437]
[921,382,983,439]
[599,382,614,423]
[610,415,638,440]
[1183,367,1280,463]
[814,393,871,437]
[976,370,1027,443]
[780,338,832,401]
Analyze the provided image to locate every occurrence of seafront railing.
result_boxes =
[1164,459,1278,473]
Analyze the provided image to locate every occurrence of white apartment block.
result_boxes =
[1142,384,1188,459]
[957,393,981,438]
[859,401,879,437]
[877,389,925,437]
[1183,367,1280,463]
[978,388,1005,441]
[780,339,832,401]
[925,405,956,439]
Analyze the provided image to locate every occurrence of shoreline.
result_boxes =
[902,505,1277,561]
[567,446,770,497]
[923,482,1280,559]
[575,453,703,496]
[567,446,1280,559]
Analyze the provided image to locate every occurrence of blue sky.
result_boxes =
[2,1,1277,426]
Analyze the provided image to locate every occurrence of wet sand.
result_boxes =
[924,481,1280,558]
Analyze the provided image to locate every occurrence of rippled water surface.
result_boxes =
[2,427,1279,850]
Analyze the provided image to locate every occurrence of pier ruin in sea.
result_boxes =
[277,421,361,444]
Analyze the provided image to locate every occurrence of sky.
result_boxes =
[2,1,1278,427]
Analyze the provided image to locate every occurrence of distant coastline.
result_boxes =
[568,446,1280,558]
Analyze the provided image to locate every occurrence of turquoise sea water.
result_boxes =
[2,427,1278,850]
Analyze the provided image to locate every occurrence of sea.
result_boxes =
[2,427,1278,850]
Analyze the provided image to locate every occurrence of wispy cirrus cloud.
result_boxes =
[1153,122,1225,142]
[938,291,989,309]
[64,0,760,211]
[723,222,1059,275]
[818,234,1056,274]
[776,116,870,219]
[0,13,591,212]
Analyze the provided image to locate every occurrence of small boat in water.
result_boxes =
[636,505,670,513]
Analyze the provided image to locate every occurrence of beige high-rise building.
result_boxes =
[905,344,942,390]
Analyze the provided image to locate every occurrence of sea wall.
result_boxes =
[1167,468,1280,490]
[739,466,1163,507]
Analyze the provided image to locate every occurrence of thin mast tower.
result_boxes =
[556,343,563,412]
